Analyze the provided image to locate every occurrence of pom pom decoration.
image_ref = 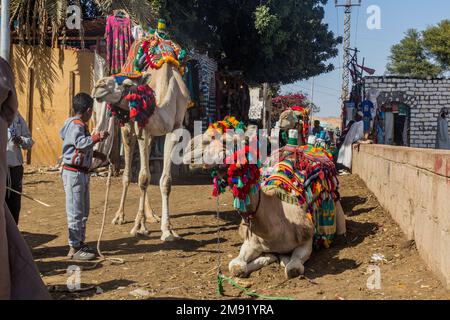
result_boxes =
[107,74,157,128]
[209,118,261,215]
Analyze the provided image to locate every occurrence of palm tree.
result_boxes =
[10,0,157,46]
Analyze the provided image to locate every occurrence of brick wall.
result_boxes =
[364,76,450,148]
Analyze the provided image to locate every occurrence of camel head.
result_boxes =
[279,109,298,131]
[183,128,235,171]
[183,122,257,171]
[92,72,152,108]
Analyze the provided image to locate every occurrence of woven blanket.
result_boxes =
[121,31,186,75]
[261,145,340,248]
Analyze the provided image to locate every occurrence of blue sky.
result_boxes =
[280,0,450,117]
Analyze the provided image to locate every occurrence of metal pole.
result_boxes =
[310,77,315,119]
[342,2,351,106]
[335,0,361,130]
[1,0,10,62]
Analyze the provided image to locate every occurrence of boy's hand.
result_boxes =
[99,131,110,141]
[92,131,110,143]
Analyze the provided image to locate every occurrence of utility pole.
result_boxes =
[0,0,10,62]
[310,77,315,122]
[335,0,361,128]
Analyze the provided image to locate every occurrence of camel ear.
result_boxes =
[122,78,135,87]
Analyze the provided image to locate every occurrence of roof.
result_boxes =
[364,75,450,81]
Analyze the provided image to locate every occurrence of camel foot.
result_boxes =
[229,259,248,278]
[284,262,305,279]
[112,213,125,225]
[130,225,139,237]
[161,230,180,242]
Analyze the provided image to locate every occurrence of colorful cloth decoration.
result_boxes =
[211,145,261,214]
[105,15,134,75]
[261,145,340,249]
[121,29,187,75]
[225,145,261,214]
[107,74,157,128]
[207,116,247,136]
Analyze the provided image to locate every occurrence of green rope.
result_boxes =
[216,272,294,301]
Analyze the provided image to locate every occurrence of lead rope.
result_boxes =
[84,163,124,270]
[216,195,224,295]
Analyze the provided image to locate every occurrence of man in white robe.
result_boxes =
[337,112,365,171]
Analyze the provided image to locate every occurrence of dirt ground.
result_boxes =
[18,168,450,300]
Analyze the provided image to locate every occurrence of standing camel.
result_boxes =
[92,62,190,241]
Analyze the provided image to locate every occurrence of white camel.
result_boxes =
[92,62,190,241]
[183,126,346,278]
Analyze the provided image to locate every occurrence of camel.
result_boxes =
[276,108,310,146]
[92,62,190,241]
[183,124,346,279]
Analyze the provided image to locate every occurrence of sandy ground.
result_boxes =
[18,169,450,300]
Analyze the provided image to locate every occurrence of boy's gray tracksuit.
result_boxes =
[60,117,100,248]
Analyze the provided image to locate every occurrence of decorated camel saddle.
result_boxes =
[260,142,339,249]
[121,19,187,75]
[106,19,187,128]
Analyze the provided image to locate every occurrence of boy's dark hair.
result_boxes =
[73,93,94,114]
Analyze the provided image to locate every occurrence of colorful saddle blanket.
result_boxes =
[122,31,187,75]
[261,145,340,248]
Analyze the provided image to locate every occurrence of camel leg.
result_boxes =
[245,254,278,275]
[144,138,160,224]
[130,131,151,236]
[229,238,263,278]
[284,238,313,279]
[144,191,160,223]
[112,125,135,225]
[160,132,180,242]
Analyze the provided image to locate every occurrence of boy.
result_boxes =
[60,93,109,261]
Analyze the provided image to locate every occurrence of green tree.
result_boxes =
[386,29,443,77]
[161,0,340,85]
[11,0,340,85]
[423,19,450,70]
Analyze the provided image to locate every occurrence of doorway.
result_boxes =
[379,102,410,147]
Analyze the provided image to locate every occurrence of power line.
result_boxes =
[284,84,341,99]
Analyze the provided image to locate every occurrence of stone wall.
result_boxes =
[352,144,450,288]
[364,76,450,149]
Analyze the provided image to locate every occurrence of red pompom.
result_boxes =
[129,108,138,119]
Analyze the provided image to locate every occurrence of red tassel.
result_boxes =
[130,108,138,119]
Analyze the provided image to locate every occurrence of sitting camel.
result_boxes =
[92,62,190,241]
[183,124,346,279]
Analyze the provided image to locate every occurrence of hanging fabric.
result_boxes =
[105,14,134,75]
